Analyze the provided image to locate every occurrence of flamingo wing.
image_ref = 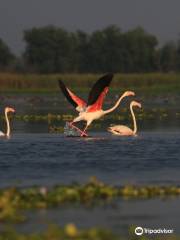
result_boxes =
[58,79,87,110]
[87,73,113,112]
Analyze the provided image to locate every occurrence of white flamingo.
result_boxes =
[0,107,15,138]
[59,73,135,136]
[108,101,141,136]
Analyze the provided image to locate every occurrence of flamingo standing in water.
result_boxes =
[58,73,135,136]
[108,101,141,136]
[0,107,15,138]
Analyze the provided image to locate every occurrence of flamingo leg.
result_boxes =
[68,121,88,137]
[80,124,88,137]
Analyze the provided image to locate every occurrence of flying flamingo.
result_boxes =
[108,101,141,136]
[0,107,15,138]
[58,73,135,136]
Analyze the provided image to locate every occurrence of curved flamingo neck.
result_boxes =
[103,94,126,115]
[5,110,10,137]
[130,103,137,134]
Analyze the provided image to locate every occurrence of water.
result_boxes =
[1,131,180,188]
[1,131,180,234]
[17,198,180,235]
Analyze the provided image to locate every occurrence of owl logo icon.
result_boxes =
[135,227,143,236]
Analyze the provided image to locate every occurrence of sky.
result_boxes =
[0,0,180,55]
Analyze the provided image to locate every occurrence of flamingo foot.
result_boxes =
[80,131,88,137]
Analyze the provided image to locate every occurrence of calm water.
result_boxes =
[0,131,180,188]
[17,198,180,235]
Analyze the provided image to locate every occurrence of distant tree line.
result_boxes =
[0,39,15,71]
[1,25,180,73]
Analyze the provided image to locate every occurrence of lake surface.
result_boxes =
[0,131,180,188]
[17,197,180,236]
[1,131,180,235]
[0,94,180,235]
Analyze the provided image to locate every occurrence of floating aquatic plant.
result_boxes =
[0,108,179,125]
[0,178,180,222]
[0,223,179,240]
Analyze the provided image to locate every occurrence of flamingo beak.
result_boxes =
[9,108,16,113]
[130,91,135,96]
[137,103,142,108]
[105,87,109,94]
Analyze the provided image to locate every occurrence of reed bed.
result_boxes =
[0,72,180,94]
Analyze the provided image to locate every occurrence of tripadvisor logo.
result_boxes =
[135,226,174,236]
[135,227,143,236]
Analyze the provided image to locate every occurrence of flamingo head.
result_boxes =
[123,91,135,97]
[5,107,16,113]
[131,101,142,108]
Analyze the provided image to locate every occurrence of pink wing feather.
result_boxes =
[87,87,109,112]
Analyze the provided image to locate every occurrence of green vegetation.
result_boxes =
[0,39,15,71]
[1,178,180,222]
[0,72,180,95]
[1,178,180,239]
[2,227,180,240]
[23,26,159,73]
[0,225,179,240]
[0,224,119,240]
[1,25,180,73]
[18,25,180,73]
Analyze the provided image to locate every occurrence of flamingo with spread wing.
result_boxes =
[58,73,135,136]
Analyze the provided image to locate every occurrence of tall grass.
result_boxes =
[0,72,180,94]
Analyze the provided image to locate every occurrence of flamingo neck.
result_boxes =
[130,104,137,134]
[5,111,10,137]
[103,94,126,114]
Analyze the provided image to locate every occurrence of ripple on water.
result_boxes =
[0,131,180,187]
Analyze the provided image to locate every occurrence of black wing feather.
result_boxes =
[58,79,77,108]
[87,73,113,106]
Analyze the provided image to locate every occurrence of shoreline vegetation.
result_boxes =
[1,178,180,239]
[0,225,119,240]
[1,178,180,222]
[0,72,180,95]
[1,225,180,240]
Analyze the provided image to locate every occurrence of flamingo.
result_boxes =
[58,73,135,136]
[108,101,141,136]
[0,107,15,138]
